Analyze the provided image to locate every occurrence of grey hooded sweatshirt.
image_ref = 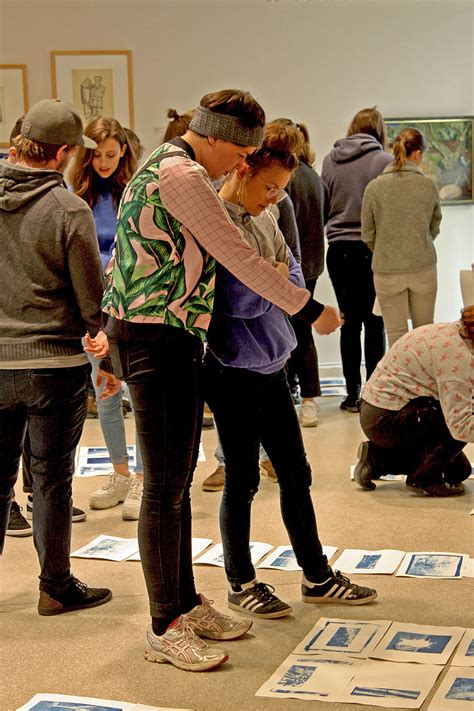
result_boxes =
[322,134,393,243]
[0,160,104,362]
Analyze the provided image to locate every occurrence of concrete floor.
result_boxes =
[2,395,473,711]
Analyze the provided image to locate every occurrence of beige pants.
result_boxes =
[374,265,437,347]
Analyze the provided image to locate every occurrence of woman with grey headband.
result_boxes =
[90,89,340,672]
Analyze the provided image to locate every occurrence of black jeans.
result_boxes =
[109,327,203,625]
[359,398,470,487]
[288,276,321,398]
[204,353,329,588]
[0,366,88,593]
[327,241,385,395]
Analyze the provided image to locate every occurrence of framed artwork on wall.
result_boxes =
[50,50,134,130]
[385,117,473,204]
[0,64,28,146]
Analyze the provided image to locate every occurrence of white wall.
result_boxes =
[1,0,472,368]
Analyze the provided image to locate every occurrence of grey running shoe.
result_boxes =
[185,593,252,640]
[144,617,228,672]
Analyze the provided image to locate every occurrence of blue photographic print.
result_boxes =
[466,639,474,656]
[327,626,361,648]
[387,631,450,654]
[280,664,317,686]
[446,677,474,701]
[351,686,420,700]
[272,549,297,569]
[356,554,382,570]
[31,703,122,711]
[405,554,463,577]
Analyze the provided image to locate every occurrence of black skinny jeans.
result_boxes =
[327,241,385,395]
[287,276,321,398]
[109,327,203,625]
[204,353,330,588]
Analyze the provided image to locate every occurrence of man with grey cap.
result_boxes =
[0,99,120,615]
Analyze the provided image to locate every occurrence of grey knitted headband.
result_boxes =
[189,105,264,147]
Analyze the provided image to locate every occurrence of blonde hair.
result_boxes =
[392,127,428,170]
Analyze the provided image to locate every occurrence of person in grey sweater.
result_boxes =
[322,108,393,411]
[362,127,442,346]
[0,99,120,616]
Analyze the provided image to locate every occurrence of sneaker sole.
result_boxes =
[228,601,292,619]
[122,509,140,520]
[302,591,378,605]
[38,591,113,616]
[5,528,33,537]
[299,419,318,427]
[89,497,127,510]
[27,511,87,522]
[144,647,228,671]
[202,484,224,492]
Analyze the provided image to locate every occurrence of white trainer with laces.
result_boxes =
[298,400,318,427]
[144,617,228,672]
[122,474,143,520]
[185,593,252,640]
[89,472,130,510]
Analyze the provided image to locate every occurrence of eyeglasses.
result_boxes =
[256,174,286,201]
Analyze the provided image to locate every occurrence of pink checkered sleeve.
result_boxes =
[159,155,310,316]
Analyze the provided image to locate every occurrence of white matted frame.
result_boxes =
[0,64,28,146]
[50,50,134,129]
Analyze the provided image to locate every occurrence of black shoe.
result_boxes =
[406,481,466,497]
[340,395,360,413]
[354,441,376,491]
[38,577,112,616]
[26,497,87,523]
[302,570,377,605]
[122,397,132,418]
[6,501,32,537]
[228,581,292,619]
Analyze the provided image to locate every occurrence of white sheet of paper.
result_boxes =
[396,552,468,579]
[193,541,273,567]
[71,535,139,562]
[350,464,405,481]
[257,544,337,571]
[463,559,474,577]
[338,659,442,708]
[428,666,474,710]
[320,386,347,396]
[16,692,193,710]
[76,444,205,477]
[320,377,345,386]
[333,549,405,575]
[126,537,213,562]
[293,617,392,658]
[255,653,361,701]
[372,621,465,665]
[452,629,474,667]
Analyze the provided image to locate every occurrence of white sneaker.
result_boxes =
[122,474,143,520]
[185,593,252,640]
[89,472,130,510]
[299,400,318,427]
[144,617,228,671]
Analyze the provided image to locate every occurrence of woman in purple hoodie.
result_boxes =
[322,108,393,412]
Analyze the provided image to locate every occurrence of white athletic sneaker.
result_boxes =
[144,617,228,671]
[298,400,318,427]
[122,474,143,520]
[89,472,130,510]
[185,593,252,640]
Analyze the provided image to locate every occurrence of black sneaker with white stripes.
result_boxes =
[302,570,377,605]
[228,581,292,619]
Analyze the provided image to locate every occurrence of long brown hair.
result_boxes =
[347,107,387,148]
[69,117,138,207]
[269,118,315,165]
[392,127,428,170]
[246,122,303,174]
[163,108,194,142]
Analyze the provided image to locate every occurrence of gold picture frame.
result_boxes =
[0,64,29,147]
[50,50,134,130]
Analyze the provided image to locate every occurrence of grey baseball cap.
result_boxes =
[21,99,97,148]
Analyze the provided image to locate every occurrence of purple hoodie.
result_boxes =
[322,134,392,243]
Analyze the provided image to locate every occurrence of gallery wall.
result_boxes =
[1,0,472,369]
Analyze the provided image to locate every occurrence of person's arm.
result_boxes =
[361,187,376,252]
[429,189,442,239]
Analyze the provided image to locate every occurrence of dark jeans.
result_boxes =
[288,276,321,398]
[360,397,470,487]
[327,241,385,395]
[0,366,88,593]
[203,353,329,587]
[109,327,204,625]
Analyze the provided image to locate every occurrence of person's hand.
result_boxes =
[96,370,122,400]
[312,305,341,335]
[84,331,109,358]
[274,261,290,280]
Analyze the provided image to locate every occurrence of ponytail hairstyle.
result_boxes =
[392,127,428,170]
[163,108,194,142]
[347,107,387,148]
[269,118,315,165]
[245,121,304,175]
[69,117,138,208]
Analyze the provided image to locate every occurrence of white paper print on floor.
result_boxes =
[257,545,338,571]
[293,618,392,658]
[16,692,192,710]
[428,667,474,710]
[333,549,405,575]
[350,464,406,482]
[462,559,474,577]
[76,444,205,477]
[396,552,468,579]
[126,537,213,563]
[372,622,465,665]
[193,541,273,567]
[71,535,139,562]
[452,630,474,667]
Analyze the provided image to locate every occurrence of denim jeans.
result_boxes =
[327,241,385,395]
[215,438,269,466]
[204,353,329,588]
[0,366,88,593]
[359,397,470,487]
[288,276,322,397]
[108,327,203,624]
